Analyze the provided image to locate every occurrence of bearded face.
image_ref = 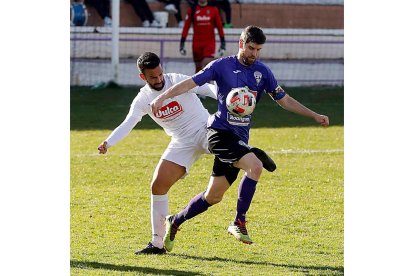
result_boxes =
[141,65,165,91]
[239,41,263,66]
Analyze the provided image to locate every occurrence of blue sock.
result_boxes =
[235,176,258,223]
[174,192,211,227]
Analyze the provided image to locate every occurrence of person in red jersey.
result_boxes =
[179,0,226,73]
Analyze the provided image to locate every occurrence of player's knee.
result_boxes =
[151,180,169,195]
[248,160,263,179]
[204,192,223,205]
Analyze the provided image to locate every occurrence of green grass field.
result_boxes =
[71,86,344,275]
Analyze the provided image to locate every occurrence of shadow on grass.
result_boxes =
[171,253,344,275]
[70,260,205,275]
[70,86,344,130]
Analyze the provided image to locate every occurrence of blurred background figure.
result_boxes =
[157,0,184,27]
[210,0,233,28]
[71,1,88,26]
[180,0,226,73]
[78,0,112,26]
[125,0,162,27]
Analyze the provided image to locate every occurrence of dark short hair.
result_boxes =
[240,26,266,45]
[137,52,160,73]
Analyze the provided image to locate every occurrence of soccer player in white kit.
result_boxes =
[97,52,217,254]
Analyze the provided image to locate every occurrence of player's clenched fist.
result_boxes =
[314,114,329,127]
[98,141,108,154]
[150,95,164,114]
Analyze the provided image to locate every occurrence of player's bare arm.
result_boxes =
[276,94,329,127]
[150,78,197,113]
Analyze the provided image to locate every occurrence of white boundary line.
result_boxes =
[270,149,343,154]
[74,149,343,157]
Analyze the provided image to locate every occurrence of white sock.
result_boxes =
[151,194,168,249]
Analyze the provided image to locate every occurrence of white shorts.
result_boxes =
[161,127,210,176]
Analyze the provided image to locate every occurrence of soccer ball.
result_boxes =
[226,87,256,117]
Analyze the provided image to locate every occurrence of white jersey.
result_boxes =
[106,73,217,147]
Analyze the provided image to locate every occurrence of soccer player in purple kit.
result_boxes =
[150,25,329,251]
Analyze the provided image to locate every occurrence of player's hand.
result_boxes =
[314,114,329,127]
[98,141,108,154]
[179,41,186,56]
[218,38,226,57]
[150,95,165,114]
[218,48,225,57]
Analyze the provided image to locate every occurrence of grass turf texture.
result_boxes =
[71,86,344,275]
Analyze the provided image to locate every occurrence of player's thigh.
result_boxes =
[192,46,204,62]
[233,152,263,181]
[192,42,215,62]
[202,42,216,58]
[152,159,186,194]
